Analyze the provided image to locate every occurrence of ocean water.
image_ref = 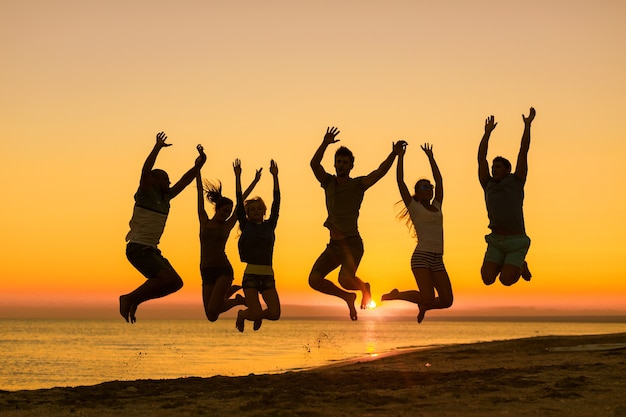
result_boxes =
[0,317,624,391]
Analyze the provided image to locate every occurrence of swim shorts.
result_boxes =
[411,250,446,272]
[483,233,531,268]
[126,242,175,279]
[242,273,276,292]
[201,266,235,286]
[310,236,364,277]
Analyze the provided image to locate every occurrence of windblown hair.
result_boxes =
[203,179,233,211]
[395,199,415,238]
[335,146,355,164]
[395,179,430,239]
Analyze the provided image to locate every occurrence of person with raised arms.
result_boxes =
[120,132,206,323]
[477,107,536,286]
[308,126,405,320]
[382,142,453,323]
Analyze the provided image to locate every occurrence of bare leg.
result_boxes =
[359,281,371,310]
[222,294,246,313]
[521,261,532,281]
[119,295,132,323]
[226,284,242,298]
[203,277,236,322]
[417,270,454,323]
[481,261,501,286]
[235,310,245,332]
[499,264,522,286]
[120,268,183,323]
[254,288,281,331]
[309,273,358,321]
[381,268,441,323]
[237,288,263,332]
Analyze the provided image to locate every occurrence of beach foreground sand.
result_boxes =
[1,332,625,417]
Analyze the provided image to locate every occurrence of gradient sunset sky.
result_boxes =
[2,0,625,319]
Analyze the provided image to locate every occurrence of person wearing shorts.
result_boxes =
[119,133,206,323]
[234,159,281,332]
[381,143,453,323]
[308,127,405,321]
[195,162,261,322]
[478,108,535,286]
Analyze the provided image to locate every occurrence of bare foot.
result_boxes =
[360,282,371,309]
[521,261,532,282]
[381,289,399,302]
[417,306,426,324]
[346,292,358,321]
[129,304,137,324]
[236,310,245,332]
[253,319,262,331]
[233,294,246,306]
[119,295,131,323]
[225,285,242,299]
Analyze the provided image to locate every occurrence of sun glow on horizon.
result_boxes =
[1,1,626,318]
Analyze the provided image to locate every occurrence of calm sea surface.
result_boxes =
[1,317,624,391]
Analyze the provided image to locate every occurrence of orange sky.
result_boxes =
[2,0,625,319]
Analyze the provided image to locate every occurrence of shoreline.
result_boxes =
[1,332,625,416]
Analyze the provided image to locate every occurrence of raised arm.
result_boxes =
[242,167,262,201]
[362,140,405,190]
[514,107,535,183]
[269,159,281,222]
[234,159,245,225]
[396,142,412,207]
[196,169,209,226]
[310,126,339,183]
[138,132,171,190]
[478,115,497,185]
[422,143,443,204]
[170,144,207,198]
[233,158,262,226]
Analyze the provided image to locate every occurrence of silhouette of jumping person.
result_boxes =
[309,126,405,320]
[234,159,281,332]
[381,142,453,323]
[120,132,206,323]
[478,107,535,286]
[195,163,261,322]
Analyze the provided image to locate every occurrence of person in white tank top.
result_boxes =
[120,132,206,324]
[381,142,453,323]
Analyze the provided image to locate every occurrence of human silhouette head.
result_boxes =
[151,169,170,192]
[204,180,234,221]
[491,156,511,181]
[244,197,266,224]
[334,146,354,177]
[414,179,434,201]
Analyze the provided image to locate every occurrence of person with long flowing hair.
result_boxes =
[195,164,260,322]
[382,142,453,323]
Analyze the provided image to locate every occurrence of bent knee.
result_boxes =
[337,275,358,290]
[205,311,219,322]
[499,275,520,286]
[481,269,498,286]
[308,274,323,288]
[266,310,281,321]
[499,265,521,286]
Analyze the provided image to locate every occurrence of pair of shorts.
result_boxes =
[126,242,175,279]
[483,233,531,268]
[310,236,364,277]
[242,273,276,292]
[201,265,234,286]
[411,250,446,272]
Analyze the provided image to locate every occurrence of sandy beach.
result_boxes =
[1,332,624,417]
